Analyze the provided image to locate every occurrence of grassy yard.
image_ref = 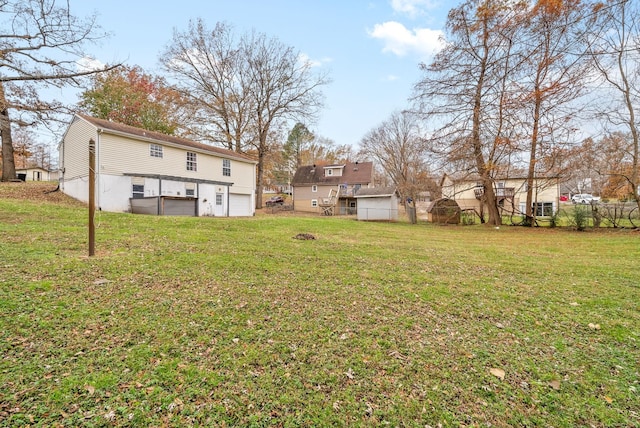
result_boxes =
[1,182,639,427]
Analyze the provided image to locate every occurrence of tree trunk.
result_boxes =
[472,13,501,226]
[0,82,16,182]
[525,88,542,227]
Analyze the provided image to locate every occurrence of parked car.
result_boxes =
[265,195,285,206]
[571,193,600,204]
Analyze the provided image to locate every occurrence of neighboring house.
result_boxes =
[59,113,257,217]
[353,186,399,221]
[16,167,53,182]
[441,174,560,219]
[291,162,374,214]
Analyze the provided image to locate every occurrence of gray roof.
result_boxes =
[354,186,398,198]
[76,113,257,164]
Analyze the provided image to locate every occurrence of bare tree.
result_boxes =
[413,0,523,225]
[359,111,431,202]
[0,0,119,181]
[160,21,252,152]
[517,0,592,225]
[161,21,329,208]
[241,30,329,208]
[590,0,640,215]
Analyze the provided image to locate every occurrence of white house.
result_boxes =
[59,114,257,217]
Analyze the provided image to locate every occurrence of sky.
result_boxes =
[67,0,450,148]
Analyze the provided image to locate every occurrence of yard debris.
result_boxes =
[588,323,601,330]
[293,233,316,240]
[490,368,505,380]
[548,380,561,390]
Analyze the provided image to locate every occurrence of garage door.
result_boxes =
[229,194,252,216]
[163,197,197,216]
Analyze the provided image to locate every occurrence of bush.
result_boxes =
[569,205,590,231]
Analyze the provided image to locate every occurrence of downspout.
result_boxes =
[226,185,230,217]
[158,179,163,215]
[96,129,102,210]
[196,182,199,216]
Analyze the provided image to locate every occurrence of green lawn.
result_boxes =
[1,182,639,427]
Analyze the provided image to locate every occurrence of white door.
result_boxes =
[229,194,251,216]
[214,193,225,216]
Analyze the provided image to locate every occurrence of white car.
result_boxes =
[571,193,600,204]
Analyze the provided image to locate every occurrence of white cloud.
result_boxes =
[76,56,105,72]
[390,0,439,18]
[368,21,444,59]
[299,53,332,68]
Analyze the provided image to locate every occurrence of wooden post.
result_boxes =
[89,138,95,257]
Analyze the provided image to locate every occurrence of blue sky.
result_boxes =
[71,0,449,147]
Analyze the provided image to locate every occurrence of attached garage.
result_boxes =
[229,193,253,217]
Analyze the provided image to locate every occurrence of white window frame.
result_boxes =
[311,199,318,207]
[150,144,163,158]
[223,159,231,177]
[187,152,197,171]
[312,185,318,192]
[216,194,223,206]
[327,169,333,176]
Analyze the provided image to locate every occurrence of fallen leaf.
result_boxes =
[345,368,355,379]
[548,380,561,390]
[490,368,505,380]
[570,302,579,306]
[84,385,95,396]
[588,323,601,330]
[604,396,613,404]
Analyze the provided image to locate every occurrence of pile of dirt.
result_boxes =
[0,181,84,206]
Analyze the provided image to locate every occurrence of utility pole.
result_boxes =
[89,138,95,257]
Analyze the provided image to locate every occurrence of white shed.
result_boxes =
[354,187,399,221]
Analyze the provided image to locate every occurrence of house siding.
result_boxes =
[60,115,256,216]
[294,185,336,213]
[442,176,560,217]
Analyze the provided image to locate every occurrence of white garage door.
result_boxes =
[229,193,252,216]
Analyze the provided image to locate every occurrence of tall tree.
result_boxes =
[79,65,183,135]
[359,111,430,202]
[284,122,315,170]
[413,0,523,225]
[160,21,251,152]
[241,30,329,208]
[590,0,640,214]
[0,0,118,181]
[161,20,329,208]
[518,0,592,225]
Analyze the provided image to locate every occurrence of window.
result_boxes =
[132,184,144,199]
[312,185,318,192]
[150,144,163,158]
[216,194,223,206]
[187,152,197,171]
[327,169,333,176]
[311,199,318,207]
[533,202,554,217]
[223,159,231,176]
[185,183,195,197]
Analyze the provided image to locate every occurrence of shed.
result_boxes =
[428,198,461,224]
[354,186,399,221]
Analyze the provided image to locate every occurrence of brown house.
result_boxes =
[291,162,374,215]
